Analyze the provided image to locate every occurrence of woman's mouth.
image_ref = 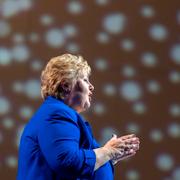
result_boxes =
[88,92,93,101]
[88,94,92,101]
[88,96,91,101]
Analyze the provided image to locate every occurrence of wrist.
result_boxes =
[101,146,113,161]
[93,147,111,171]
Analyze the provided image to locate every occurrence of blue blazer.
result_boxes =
[17,96,114,180]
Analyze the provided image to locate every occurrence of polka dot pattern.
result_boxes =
[0,0,179,179]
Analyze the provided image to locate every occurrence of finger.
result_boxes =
[119,134,136,140]
[114,147,136,161]
[115,138,139,149]
[124,151,136,158]
[132,144,140,151]
[125,144,139,152]
[115,151,136,161]
[117,142,125,149]
[113,149,124,158]
[124,138,139,144]
[111,134,117,139]
[123,149,136,157]
[125,141,140,148]
[112,160,118,165]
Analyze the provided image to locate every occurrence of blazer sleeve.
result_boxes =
[38,111,96,179]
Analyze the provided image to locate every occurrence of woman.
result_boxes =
[17,54,140,180]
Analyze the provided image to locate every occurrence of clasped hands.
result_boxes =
[103,134,140,165]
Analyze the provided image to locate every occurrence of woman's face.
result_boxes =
[64,74,94,113]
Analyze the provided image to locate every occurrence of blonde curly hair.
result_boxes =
[41,53,91,100]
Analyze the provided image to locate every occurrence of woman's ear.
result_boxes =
[63,83,71,93]
[58,81,71,96]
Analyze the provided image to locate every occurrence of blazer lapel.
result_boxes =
[77,115,115,173]
[77,115,94,149]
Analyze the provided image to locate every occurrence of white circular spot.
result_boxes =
[66,42,79,53]
[140,5,155,18]
[120,81,142,101]
[133,102,146,114]
[40,14,54,26]
[122,65,136,77]
[29,33,40,43]
[126,122,140,134]
[1,0,33,18]
[0,47,12,65]
[156,154,174,171]
[169,104,180,117]
[150,129,164,142]
[31,60,43,71]
[96,0,110,5]
[0,96,11,115]
[1,0,19,18]
[96,32,110,44]
[45,28,65,48]
[149,24,168,41]
[172,167,180,180]
[17,0,33,11]
[93,102,106,115]
[169,71,180,83]
[24,79,41,99]
[5,156,17,168]
[103,84,116,96]
[12,33,25,43]
[12,81,24,93]
[63,24,77,38]
[2,117,14,129]
[167,123,180,138]
[16,124,25,147]
[141,52,158,67]
[100,127,118,145]
[170,44,180,65]
[0,21,11,37]
[95,58,108,71]
[12,44,30,62]
[120,39,135,51]
[19,106,33,119]
[103,13,126,34]
[67,1,84,14]
[146,80,161,93]
[126,169,140,180]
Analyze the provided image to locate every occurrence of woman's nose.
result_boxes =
[89,83,94,92]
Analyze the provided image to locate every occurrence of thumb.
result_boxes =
[111,134,117,139]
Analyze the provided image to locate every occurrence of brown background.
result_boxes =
[0,0,180,179]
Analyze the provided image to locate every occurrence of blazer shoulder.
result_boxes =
[42,96,78,124]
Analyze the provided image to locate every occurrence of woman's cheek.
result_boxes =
[84,96,91,108]
[76,92,88,108]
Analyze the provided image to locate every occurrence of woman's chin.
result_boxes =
[83,101,90,110]
[79,101,91,113]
